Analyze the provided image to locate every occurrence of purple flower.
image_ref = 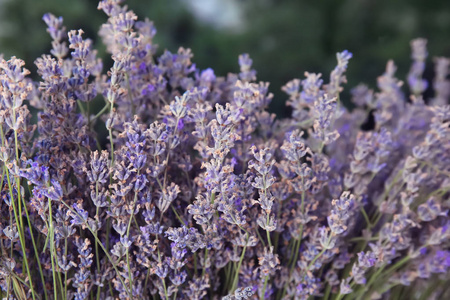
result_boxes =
[141,83,155,96]
[1,3,449,298]
[70,203,88,226]
[177,118,184,130]
[200,68,216,83]
[43,179,63,200]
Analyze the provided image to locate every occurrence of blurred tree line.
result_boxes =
[1,0,449,116]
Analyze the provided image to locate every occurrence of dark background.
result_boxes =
[1,0,449,116]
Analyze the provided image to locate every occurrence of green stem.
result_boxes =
[4,166,36,300]
[144,266,152,298]
[193,252,197,276]
[171,205,186,226]
[230,234,249,292]
[59,200,132,298]
[281,178,307,300]
[202,248,209,277]
[108,128,114,167]
[77,100,86,114]
[10,111,38,300]
[95,208,101,300]
[261,275,269,300]
[64,238,68,300]
[10,272,31,289]
[356,254,412,300]
[349,236,379,242]
[19,187,48,300]
[157,249,169,300]
[87,101,91,129]
[47,198,58,300]
[91,103,110,121]
[161,278,168,300]
[360,206,371,228]
[6,275,11,299]
[273,198,284,250]
[255,225,266,248]
[224,263,232,292]
[307,247,327,271]
[323,283,331,300]
[262,173,272,248]
[125,170,140,294]
[108,102,115,171]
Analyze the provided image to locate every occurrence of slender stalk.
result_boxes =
[144,266,152,298]
[349,236,379,242]
[289,179,307,270]
[359,207,371,228]
[157,249,169,300]
[202,248,209,277]
[262,173,272,248]
[125,170,140,295]
[171,205,186,226]
[64,238,68,300]
[6,276,11,299]
[108,128,114,167]
[224,263,232,292]
[8,109,37,300]
[371,169,403,226]
[47,198,65,300]
[356,254,411,300]
[230,233,249,292]
[255,226,266,248]
[106,101,115,255]
[10,272,31,290]
[323,283,331,300]
[55,258,64,300]
[91,102,110,121]
[273,198,284,250]
[87,99,92,128]
[77,100,86,114]
[307,246,327,271]
[161,279,168,300]
[47,198,58,300]
[261,275,269,300]
[19,185,48,300]
[3,166,36,300]
[7,205,12,299]
[108,102,115,169]
[94,208,101,300]
[193,252,197,276]
[59,200,132,298]
[281,177,307,300]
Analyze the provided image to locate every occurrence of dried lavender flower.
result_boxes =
[0,2,448,300]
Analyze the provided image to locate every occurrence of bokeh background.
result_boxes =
[1,0,449,116]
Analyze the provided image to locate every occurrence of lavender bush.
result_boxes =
[0,1,449,299]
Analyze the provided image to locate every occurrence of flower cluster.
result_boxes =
[0,1,449,300]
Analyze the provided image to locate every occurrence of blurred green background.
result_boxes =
[1,0,449,116]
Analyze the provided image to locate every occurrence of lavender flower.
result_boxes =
[408,38,428,96]
[0,2,449,300]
